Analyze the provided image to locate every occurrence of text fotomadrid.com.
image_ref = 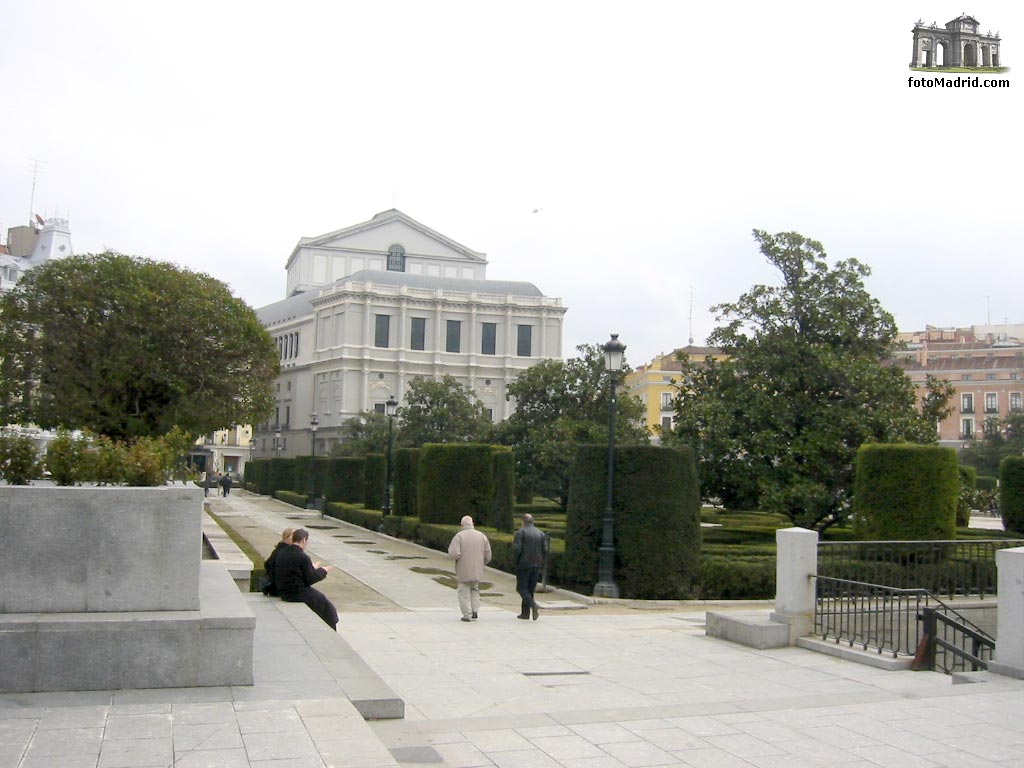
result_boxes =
[908,76,1010,88]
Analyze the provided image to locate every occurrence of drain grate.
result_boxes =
[522,670,591,677]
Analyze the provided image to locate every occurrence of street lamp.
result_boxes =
[382,395,399,517]
[594,333,625,599]
[308,413,320,511]
[310,413,319,457]
[274,428,281,458]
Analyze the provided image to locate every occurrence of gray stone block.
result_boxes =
[706,611,789,650]
[0,486,203,613]
[0,563,254,693]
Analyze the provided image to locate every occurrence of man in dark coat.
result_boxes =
[512,513,548,620]
[274,528,339,630]
[219,472,232,496]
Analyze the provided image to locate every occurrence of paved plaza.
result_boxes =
[2,494,1023,767]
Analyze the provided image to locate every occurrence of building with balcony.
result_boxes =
[253,210,567,457]
[895,324,1024,445]
[625,345,726,438]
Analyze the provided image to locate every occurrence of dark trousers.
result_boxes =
[283,587,339,630]
[516,567,541,616]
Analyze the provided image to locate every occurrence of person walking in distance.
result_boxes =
[219,472,232,496]
[447,515,492,622]
[512,513,548,620]
[274,528,339,630]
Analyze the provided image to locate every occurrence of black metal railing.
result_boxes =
[915,604,995,674]
[814,576,930,657]
[818,539,1024,600]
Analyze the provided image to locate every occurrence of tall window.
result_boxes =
[661,392,673,409]
[985,392,998,413]
[481,322,497,355]
[517,325,532,357]
[961,393,974,413]
[962,418,974,439]
[446,320,461,353]
[410,317,426,350]
[1010,392,1022,411]
[374,314,390,348]
[387,244,406,272]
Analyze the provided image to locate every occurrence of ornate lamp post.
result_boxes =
[308,413,320,510]
[310,413,319,457]
[274,428,281,458]
[593,333,625,599]
[382,395,399,517]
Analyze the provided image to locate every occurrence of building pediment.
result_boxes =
[285,209,486,271]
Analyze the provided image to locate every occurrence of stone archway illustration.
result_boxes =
[910,14,1002,69]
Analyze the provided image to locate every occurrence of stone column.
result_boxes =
[990,547,1024,679]
[911,32,921,67]
[771,527,819,644]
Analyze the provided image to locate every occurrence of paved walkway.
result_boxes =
[2,496,1022,767]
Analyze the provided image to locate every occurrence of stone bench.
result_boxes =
[202,510,255,591]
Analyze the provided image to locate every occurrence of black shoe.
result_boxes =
[471,612,478,620]
[531,603,539,621]
[461,617,472,622]
[517,614,529,620]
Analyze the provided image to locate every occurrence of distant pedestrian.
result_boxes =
[447,515,492,622]
[275,528,339,630]
[219,472,232,496]
[203,472,213,497]
[512,513,548,620]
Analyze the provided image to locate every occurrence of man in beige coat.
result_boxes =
[447,515,492,622]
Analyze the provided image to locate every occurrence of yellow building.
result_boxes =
[625,345,725,438]
[188,425,254,478]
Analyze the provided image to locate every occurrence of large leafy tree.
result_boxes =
[664,230,951,530]
[0,252,278,441]
[331,411,392,457]
[395,374,495,447]
[498,344,648,509]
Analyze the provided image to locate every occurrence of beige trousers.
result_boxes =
[457,581,481,618]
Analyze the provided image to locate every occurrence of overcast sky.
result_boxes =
[2,1,1020,367]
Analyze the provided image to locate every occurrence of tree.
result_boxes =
[959,411,1024,477]
[498,344,648,509]
[331,411,391,457]
[665,230,951,530]
[395,375,494,447]
[0,252,278,441]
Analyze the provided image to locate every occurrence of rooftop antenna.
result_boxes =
[986,295,991,325]
[29,159,47,225]
[688,285,695,345]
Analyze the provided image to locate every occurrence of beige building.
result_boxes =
[625,346,725,437]
[895,325,1024,445]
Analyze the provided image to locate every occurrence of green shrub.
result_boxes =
[957,465,977,527]
[419,444,495,525]
[1001,456,1024,534]
[325,500,383,531]
[852,444,958,540]
[246,459,271,494]
[563,444,702,599]
[364,453,386,510]
[123,436,177,486]
[0,434,39,485]
[490,449,515,532]
[89,435,128,485]
[515,486,534,504]
[275,489,308,508]
[976,475,998,492]
[393,448,420,517]
[45,430,89,485]
[309,457,329,498]
[268,458,296,496]
[323,457,364,503]
[294,455,312,494]
[697,555,776,599]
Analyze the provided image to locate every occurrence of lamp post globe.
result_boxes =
[274,429,281,458]
[309,413,319,458]
[594,333,625,599]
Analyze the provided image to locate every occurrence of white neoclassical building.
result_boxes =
[254,210,567,457]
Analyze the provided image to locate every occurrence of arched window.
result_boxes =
[387,244,406,272]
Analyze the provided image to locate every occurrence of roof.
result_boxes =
[324,269,546,298]
[256,290,315,327]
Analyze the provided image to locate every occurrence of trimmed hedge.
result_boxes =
[268,458,296,497]
[419,444,495,525]
[275,489,308,508]
[852,444,958,540]
[957,465,977,528]
[1001,456,1024,534]
[246,459,271,495]
[393,448,420,517]
[324,457,364,503]
[490,449,515,532]
[976,475,998,492]
[563,444,702,599]
[364,453,386,510]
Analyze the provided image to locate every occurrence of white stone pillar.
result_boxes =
[771,527,819,644]
[990,547,1024,679]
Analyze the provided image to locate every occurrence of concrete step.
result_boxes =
[796,636,914,671]
[706,610,789,649]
